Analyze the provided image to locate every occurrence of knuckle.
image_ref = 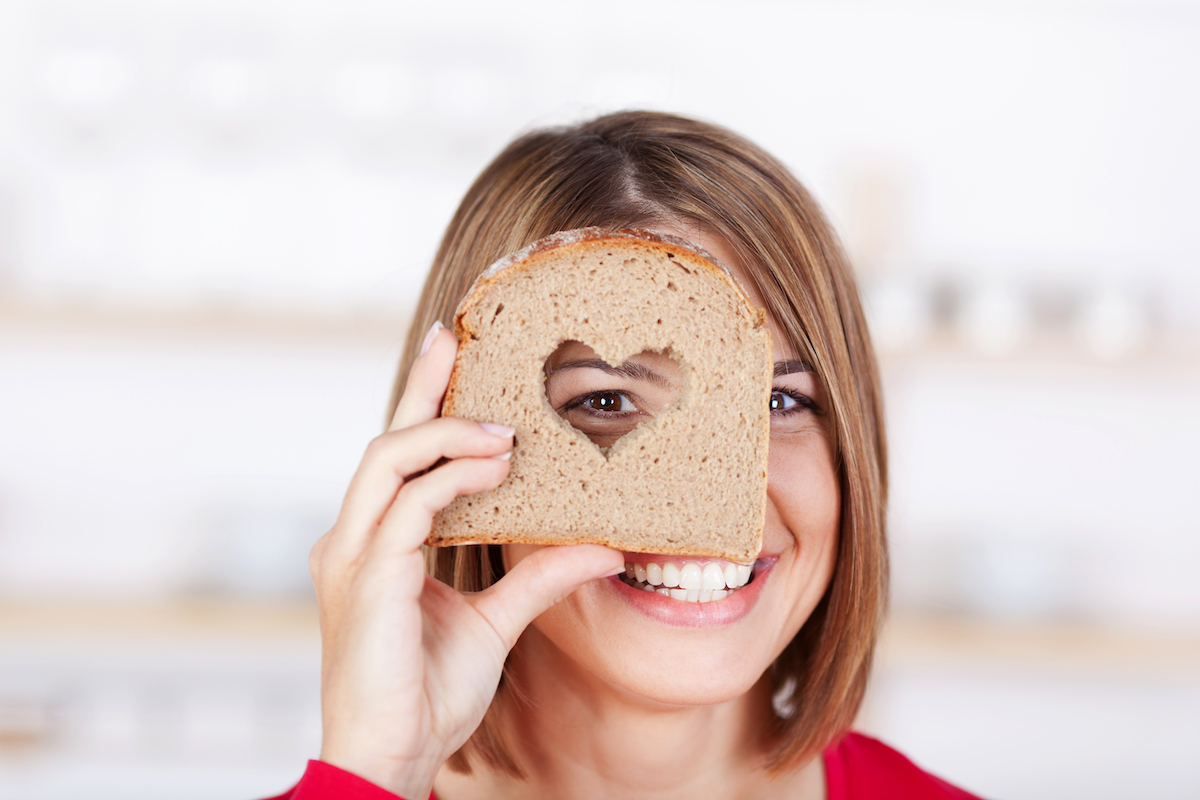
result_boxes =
[393,479,431,516]
[362,434,390,461]
[528,554,551,589]
[397,471,449,515]
[308,535,330,580]
[394,478,419,504]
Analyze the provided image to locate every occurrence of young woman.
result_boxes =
[267,112,982,800]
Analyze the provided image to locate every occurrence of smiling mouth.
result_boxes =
[619,558,757,603]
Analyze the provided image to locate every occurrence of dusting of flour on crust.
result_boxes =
[458,227,742,318]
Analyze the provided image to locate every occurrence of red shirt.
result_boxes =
[263,732,984,799]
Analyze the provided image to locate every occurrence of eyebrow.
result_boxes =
[774,359,812,377]
[546,359,676,389]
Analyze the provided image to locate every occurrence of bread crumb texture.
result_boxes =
[430,229,772,562]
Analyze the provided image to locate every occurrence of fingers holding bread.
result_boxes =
[369,456,513,565]
[331,418,515,555]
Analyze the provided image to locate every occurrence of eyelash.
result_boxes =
[771,388,819,417]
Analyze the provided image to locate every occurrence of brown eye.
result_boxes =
[586,392,632,412]
[770,391,798,412]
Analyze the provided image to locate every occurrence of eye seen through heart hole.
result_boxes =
[543,340,683,451]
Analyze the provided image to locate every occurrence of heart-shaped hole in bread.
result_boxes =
[543,340,683,454]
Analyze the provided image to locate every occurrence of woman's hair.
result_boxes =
[387,110,888,774]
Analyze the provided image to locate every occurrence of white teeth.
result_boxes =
[679,563,702,591]
[620,559,757,603]
[702,563,725,591]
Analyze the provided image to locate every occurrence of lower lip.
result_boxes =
[606,558,776,629]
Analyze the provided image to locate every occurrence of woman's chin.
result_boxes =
[602,654,768,708]
[521,559,786,709]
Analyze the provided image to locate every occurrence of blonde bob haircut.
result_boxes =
[387,111,888,775]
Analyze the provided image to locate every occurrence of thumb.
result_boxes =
[470,545,625,650]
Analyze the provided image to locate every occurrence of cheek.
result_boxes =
[766,431,840,564]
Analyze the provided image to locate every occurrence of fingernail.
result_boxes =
[480,422,515,437]
[418,320,444,357]
[604,565,626,577]
[490,450,512,461]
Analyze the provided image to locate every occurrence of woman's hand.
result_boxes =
[310,322,624,800]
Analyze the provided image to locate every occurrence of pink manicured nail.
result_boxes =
[604,565,627,577]
[480,422,515,437]
[418,320,444,357]
[490,450,512,461]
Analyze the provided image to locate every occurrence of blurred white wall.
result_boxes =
[0,1,1197,322]
[1,1,1198,798]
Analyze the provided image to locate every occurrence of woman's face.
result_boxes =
[504,228,840,707]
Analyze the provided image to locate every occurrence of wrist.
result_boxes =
[319,747,440,800]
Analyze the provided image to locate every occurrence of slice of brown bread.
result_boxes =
[428,228,772,563]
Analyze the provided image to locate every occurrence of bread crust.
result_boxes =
[430,228,772,562]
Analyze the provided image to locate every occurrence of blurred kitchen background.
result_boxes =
[0,0,1197,797]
